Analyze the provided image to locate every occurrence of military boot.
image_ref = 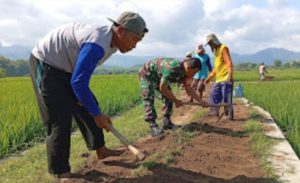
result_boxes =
[163,117,181,130]
[149,121,164,137]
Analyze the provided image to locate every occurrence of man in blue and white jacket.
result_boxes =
[29,11,148,178]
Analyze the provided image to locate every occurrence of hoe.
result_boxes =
[108,124,146,161]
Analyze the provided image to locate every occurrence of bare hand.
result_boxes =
[94,114,112,132]
[199,100,209,108]
[175,99,183,108]
[198,83,205,92]
[204,78,210,85]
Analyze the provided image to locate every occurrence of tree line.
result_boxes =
[233,59,300,71]
[0,56,29,77]
[1,55,300,78]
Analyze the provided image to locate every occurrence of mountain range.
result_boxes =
[231,48,300,65]
[1,44,300,67]
[0,44,31,60]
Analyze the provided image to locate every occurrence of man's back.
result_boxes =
[138,58,185,83]
[31,23,117,73]
[259,64,265,74]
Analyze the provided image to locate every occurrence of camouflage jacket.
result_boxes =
[138,57,185,85]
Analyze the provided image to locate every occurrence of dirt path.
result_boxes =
[64,93,274,183]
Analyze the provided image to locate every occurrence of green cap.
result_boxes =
[108,11,148,38]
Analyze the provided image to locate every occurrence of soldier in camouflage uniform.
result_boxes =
[138,57,209,137]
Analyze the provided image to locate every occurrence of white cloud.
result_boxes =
[197,0,300,54]
[1,0,300,56]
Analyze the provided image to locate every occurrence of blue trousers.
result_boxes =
[209,82,233,114]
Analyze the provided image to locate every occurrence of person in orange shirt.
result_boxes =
[204,33,233,116]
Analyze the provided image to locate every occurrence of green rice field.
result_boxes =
[0,75,141,158]
[235,69,300,156]
[1,68,300,160]
[234,68,300,81]
[242,81,300,156]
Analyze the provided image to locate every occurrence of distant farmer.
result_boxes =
[186,44,212,101]
[204,33,234,116]
[28,11,148,179]
[138,57,209,137]
[258,62,268,80]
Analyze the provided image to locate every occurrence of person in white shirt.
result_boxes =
[258,62,268,80]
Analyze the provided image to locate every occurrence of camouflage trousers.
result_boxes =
[140,77,173,122]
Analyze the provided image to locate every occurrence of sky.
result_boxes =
[1,0,300,57]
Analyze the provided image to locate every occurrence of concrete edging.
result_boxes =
[240,97,300,183]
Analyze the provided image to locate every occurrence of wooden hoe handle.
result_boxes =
[108,124,146,160]
[183,102,230,107]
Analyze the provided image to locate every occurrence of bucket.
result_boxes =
[235,83,243,98]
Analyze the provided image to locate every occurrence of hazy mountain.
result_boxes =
[103,54,184,68]
[106,48,300,67]
[1,44,300,66]
[0,44,31,60]
[231,48,300,65]
[103,54,155,68]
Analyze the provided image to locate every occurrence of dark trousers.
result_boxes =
[29,54,104,174]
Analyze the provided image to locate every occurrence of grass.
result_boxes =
[190,108,208,122]
[0,96,167,183]
[163,146,182,165]
[142,161,158,169]
[243,119,278,180]
[176,127,199,145]
[0,104,148,183]
[130,161,158,177]
[131,165,151,177]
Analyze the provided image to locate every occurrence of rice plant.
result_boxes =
[242,81,300,156]
[0,75,141,158]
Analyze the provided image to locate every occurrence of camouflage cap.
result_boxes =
[108,11,148,38]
